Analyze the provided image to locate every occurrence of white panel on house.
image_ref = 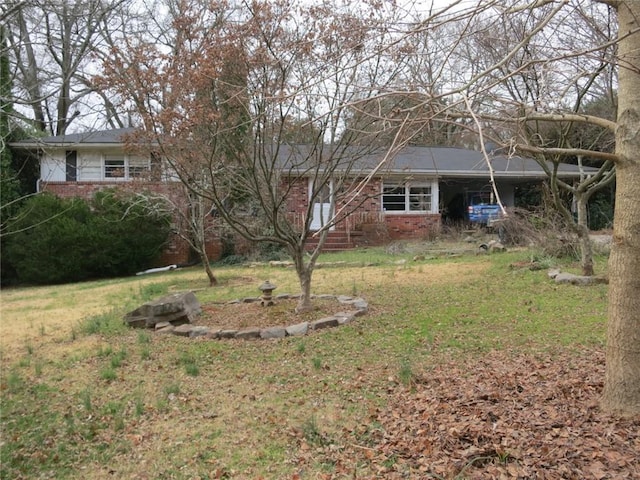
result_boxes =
[40,154,66,182]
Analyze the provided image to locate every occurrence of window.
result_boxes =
[383,183,432,212]
[129,157,149,178]
[65,151,77,181]
[105,155,126,178]
[104,154,150,179]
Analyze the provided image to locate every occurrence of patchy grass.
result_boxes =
[0,244,616,479]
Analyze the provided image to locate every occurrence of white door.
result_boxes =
[310,181,333,231]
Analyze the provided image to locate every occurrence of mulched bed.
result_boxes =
[198,297,356,331]
[364,348,640,479]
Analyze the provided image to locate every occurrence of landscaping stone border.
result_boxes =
[156,293,369,340]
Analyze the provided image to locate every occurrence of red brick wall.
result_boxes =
[284,177,441,241]
[385,213,441,240]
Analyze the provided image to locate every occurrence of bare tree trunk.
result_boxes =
[290,240,318,314]
[199,250,217,287]
[602,1,640,416]
[575,194,594,276]
[296,265,313,313]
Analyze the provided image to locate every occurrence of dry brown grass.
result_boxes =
[4,256,526,479]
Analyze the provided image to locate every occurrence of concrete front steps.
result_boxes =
[304,230,364,252]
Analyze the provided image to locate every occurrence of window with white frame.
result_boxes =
[383,183,433,212]
[104,154,149,179]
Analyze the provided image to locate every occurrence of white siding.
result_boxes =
[430,178,439,214]
[40,153,66,181]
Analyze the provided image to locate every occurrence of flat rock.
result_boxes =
[352,298,368,310]
[555,272,608,285]
[334,312,356,324]
[218,329,238,339]
[124,291,201,328]
[172,324,195,337]
[205,329,221,339]
[285,322,309,336]
[235,328,261,339]
[189,326,211,338]
[310,317,339,330]
[548,268,561,279]
[260,327,287,339]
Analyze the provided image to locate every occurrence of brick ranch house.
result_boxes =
[13,127,592,265]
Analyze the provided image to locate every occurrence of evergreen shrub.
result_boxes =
[3,190,170,285]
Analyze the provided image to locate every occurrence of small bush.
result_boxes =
[497,207,580,260]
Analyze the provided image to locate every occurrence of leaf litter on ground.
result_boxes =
[313,347,640,479]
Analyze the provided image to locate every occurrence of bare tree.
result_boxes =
[452,1,618,276]
[99,0,413,311]
[130,183,220,286]
[396,0,638,415]
[2,0,135,134]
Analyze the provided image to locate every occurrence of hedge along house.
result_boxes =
[13,128,596,263]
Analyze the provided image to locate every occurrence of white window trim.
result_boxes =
[382,179,439,214]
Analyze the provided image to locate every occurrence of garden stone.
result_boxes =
[124,291,201,328]
[189,326,211,338]
[218,329,238,339]
[260,327,287,339]
[236,328,261,339]
[554,272,608,286]
[286,322,309,336]
[310,317,339,330]
[334,312,356,324]
[205,329,221,339]
[352,298,368,311]
[173,324,195,337]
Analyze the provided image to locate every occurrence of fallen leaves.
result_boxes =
[359,348,640,479]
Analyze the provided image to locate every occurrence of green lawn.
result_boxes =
[0,245,609,479]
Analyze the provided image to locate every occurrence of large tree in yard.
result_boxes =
[98,0,413,312]
[406,0,639,416]
[2,0,135,134]
[462,3,618,277]
[600,0,640,416]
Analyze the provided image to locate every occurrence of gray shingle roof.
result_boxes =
[13,127,136,147]
[15,128,597,179]
[276,144,597,179]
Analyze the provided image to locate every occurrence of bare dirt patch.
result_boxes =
[198,297,361,330]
